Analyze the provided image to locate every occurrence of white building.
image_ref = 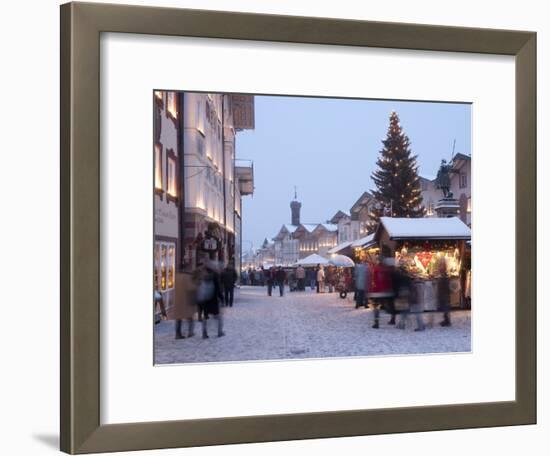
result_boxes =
[181,92,254,271]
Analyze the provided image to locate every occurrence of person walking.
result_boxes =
[354,261,368,309]
[173,271,198,339]
[196,262,225,338]
[221,262,238,307]
[276,266,286,297]
[438,259,452,327]
[296,265,306,291]
[266,266,275,296]
[317,265,326,293]
[411,278,426,331]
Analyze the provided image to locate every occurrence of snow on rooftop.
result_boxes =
[351,233,375,248]
[319,223,338,232]
[327,241,352,254]
[284,224,299,233]
[301,224,320,232]
[379,217,471,240]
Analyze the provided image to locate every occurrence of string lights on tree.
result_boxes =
[368,111,425,230]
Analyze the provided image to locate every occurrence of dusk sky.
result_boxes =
[236,96,471,252]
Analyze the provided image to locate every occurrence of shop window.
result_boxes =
[154,143,163,196]
[166,149,177,202]
[167,245,175,289]
[160,244,167,290]
[459,173,467,188]
[154,244,160,290]
[166,92,177,119]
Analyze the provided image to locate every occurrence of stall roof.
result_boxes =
[295,253,329,266]
[379,217,471,240]
[351,233,376,248]
[327,240,352,254]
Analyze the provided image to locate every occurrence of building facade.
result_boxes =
[181,93,254,271]
[153,90,181,310]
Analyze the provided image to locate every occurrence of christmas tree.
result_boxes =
[369,111,425,229]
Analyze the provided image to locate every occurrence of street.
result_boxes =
[154,285,471,364]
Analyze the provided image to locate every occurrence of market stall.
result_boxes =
[375,216,471,309]
[351,233,379,264]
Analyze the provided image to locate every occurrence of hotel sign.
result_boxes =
[231,95,255,130]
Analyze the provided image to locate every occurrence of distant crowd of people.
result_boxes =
[242,265,340,296]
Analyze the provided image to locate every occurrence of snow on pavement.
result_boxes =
[154,285,471,365]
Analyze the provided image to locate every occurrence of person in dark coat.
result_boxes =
[221,263,238,307]
[196,262,225,338]
[266,267,275,296]
[275,267,286,297]
[438,259,452,326]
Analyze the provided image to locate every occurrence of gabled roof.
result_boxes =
[299,223,320,233]
[272,224,299,240]
[316,223,338,233]
[350,191,374,214]
[377,216,471,240]
[328,210,350,224]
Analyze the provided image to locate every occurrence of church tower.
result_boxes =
[290,186,301,226]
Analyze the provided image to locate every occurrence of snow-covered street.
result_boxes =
[154,285,471,364]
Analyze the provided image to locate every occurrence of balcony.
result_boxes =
[235,159,254,196]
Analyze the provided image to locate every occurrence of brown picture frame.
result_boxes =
[60,2,536,453]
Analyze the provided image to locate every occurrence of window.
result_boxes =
[160,244,167,290]
[154,143,163,194]
[467,197,472,213]
[166,149,177,201]
[459,173,467,188]
[197,100,205,135]
[166,92,177,119]
[155,241,176,292]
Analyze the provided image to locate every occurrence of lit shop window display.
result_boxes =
[154,242,176,292]
[394,241,462,278]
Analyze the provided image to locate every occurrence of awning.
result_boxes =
[327,241,352,254]
[328,254,355,268]
[295,253,329,267]
[351,233,376,249]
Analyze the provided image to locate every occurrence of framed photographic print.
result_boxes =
[60,2,536,454]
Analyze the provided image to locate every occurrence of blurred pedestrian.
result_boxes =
[296,265,306,291]
[266,266,275,296]
[410,278,426,331]
[354,261,368,308]
[317,265,326,293]
[276,266,286,297]
[221,262,238,307]
[196,262,225,338]
[173,272,198,339]
[438,259,452,327]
